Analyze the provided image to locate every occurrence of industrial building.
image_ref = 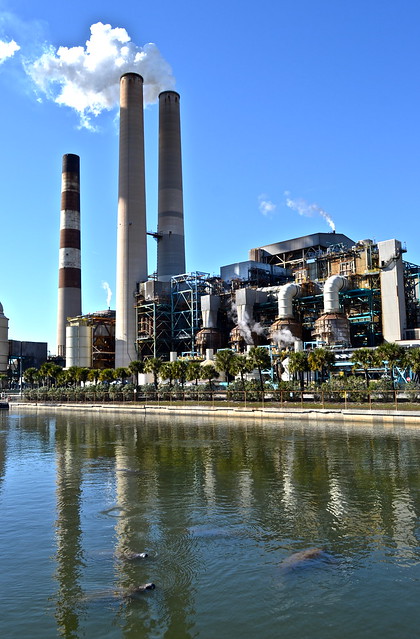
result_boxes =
[60,72,420,369]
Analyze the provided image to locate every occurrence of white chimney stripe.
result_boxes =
[60,211,81,230]
[59,247,81,269]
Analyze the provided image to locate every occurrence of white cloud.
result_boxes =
[25,22,175,129]
[0,39,20,64]
[258,194,276,216]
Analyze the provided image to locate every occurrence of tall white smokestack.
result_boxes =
[115,73,148,367]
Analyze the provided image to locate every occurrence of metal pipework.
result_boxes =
[115,73,148,367]
[277,283,301,319]
[57,153,82,358]
[323,275,349,313]
[157,91,185,281]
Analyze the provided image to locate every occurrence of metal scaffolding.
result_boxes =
[136,300,172,360]
[171,272,210,354]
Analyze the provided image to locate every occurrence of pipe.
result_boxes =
[115,73,147,367]
[57,153,81,358]
[323,275,348,313]
[278,283,301,319]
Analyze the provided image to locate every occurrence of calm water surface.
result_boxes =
[1,409,419,638]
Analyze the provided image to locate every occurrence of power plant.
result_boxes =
[54,72,420,371]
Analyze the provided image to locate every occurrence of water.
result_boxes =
[1,409,420,638]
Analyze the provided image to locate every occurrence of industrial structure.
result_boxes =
[57,154,82,358]
[57,72,420,370]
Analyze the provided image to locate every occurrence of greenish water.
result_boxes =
[1,410,419,639]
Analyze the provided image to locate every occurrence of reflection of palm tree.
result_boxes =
[351,348,376,388]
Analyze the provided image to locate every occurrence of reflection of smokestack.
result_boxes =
[57,154,81,358]
[157,91,185,281]
[115,73,148,367]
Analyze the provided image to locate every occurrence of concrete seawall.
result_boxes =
[8,401,420,427]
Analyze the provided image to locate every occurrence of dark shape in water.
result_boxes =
[280,548,334,572]
[123,583,156,599]
[118,551,148,561]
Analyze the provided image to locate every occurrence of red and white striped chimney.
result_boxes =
[57,153,82,358]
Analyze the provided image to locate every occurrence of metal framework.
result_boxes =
[171,272,210,353]
[136,300,171,360]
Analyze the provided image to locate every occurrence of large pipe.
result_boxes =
[157,91,185,281]
[57,153,82,358]
[115,73,148,367]
[278,283,301,319]
[323,275,348,313]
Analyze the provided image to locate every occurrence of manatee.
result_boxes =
[118,551,148,561]
[280,548,334,572]
[123,583,156,599]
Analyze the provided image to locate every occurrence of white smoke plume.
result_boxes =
[258,194,276,217]
[236,308,266,345]
[271,328,296,348]
[26,22,175,129]
[102,281,112,308]
[285,193,336,232]
[0,39,20,63]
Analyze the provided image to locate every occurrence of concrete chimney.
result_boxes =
[115,73,148,367]
[157,91,185,281]
[57,153,81,358]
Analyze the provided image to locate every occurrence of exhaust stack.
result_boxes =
[57,153,82,358]
[157,91,185,281]
[115,73,148,367]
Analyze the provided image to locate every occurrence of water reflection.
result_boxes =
[1,410,420,638]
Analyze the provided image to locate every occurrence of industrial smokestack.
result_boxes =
[57,153,81,358]
[157,91,185,281]
[115,73,148,367]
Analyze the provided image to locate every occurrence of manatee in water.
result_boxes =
[280,548,334,571]
[118,551,148,561]
[123,583,156,599]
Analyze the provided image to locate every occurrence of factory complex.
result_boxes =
[1,72,420,382]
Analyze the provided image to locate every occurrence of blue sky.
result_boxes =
[0,0,419,353]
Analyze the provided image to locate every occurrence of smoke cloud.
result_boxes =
[0,39,20,63]
[271,328,295,348]
[285,193,336,232]
[26,22,175,129]
[102,281,112,308]
[258,194,276,217]
[235,307,266,345]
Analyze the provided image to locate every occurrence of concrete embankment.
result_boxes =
[8,401,420,427]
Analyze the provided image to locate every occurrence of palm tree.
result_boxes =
[375,342,406,389]
[214,349,236,385]
[230,353,252,390]
[23,367,38,389]
[39,362,63,388]
[160,361,177,388]
[115,367,130,385]
[200,364,219,390]
[307,347,335,384]
[288,351,309,390]
[172,360,189,389]
[88,368,101,385]
[144,357,162,390]
[248,346,271,391]
[351,348,376,388]
[406,348,420,383]
[99,368,116,384]
[186,360,203,386]
[128,360,144,385]
[66,365,81,387]
[76,367,90,387]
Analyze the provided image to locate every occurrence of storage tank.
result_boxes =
[65,325,92,368]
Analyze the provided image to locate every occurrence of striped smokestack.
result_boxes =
[157,91,185,281]
[115,73,148,367]
[57,153,81,358]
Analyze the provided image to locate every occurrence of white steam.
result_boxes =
[26,22,175,129]
[271,328,295,348]
[232,304,266,345]
[258,194,276,217]
[285,193,336,232]
[0,39,20,63]
[102,281,112,308]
